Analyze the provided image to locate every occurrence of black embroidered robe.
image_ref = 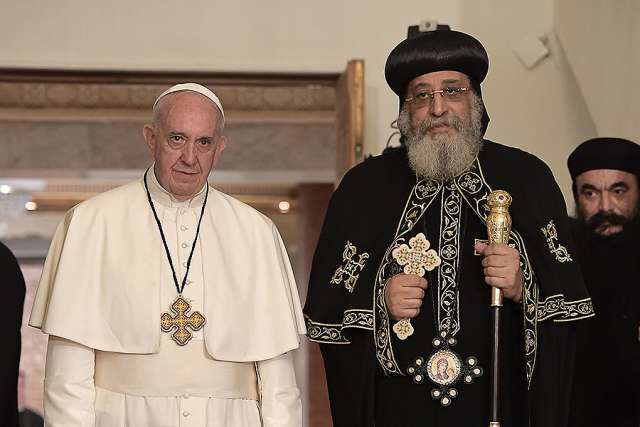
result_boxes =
[0,241,25,427]
[304,141,593,427]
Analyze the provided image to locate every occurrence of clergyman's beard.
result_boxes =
[398,95,484,181]
[576,205,639,235]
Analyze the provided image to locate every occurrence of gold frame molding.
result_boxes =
[0,69,337,115]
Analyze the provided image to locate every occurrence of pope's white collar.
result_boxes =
[146,165,208,208]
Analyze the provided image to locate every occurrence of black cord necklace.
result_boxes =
[144,168,208,346]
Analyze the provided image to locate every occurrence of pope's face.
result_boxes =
[576,169,639,236]
[143,92,226,201]
[405,70,473,137]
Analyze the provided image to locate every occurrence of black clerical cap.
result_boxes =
[385,26,490,134]
[568,137,640,180]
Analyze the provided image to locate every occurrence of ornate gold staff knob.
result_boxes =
[486,190,512,307]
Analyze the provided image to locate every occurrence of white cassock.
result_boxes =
[30,170,307,427]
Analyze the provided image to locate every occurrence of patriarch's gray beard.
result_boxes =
[398,95,484,181]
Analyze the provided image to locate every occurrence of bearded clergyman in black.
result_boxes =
[567,137,640,427]
[304,26,594,427]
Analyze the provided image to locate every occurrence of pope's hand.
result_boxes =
[475,242,523,302]
[384,274,428,321]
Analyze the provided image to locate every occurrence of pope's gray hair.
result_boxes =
[151,91,225,134]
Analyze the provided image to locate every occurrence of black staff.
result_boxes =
[485,190,513,427]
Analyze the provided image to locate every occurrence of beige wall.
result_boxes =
[459,0,596,206]
[1,0,609,204]
[556,0,640,143]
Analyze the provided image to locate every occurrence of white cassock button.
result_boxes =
[180,225,188,231]
[180,209,186,215]
[183,393,190,399]
[182,262,187,268]
[181,243,188,248]
[183,411,190,417]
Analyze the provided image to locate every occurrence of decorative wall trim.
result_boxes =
[0,69,338,112]
[0,82,335,111]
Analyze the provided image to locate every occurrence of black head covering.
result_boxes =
[568,137,640,181]
[385,27,491,135]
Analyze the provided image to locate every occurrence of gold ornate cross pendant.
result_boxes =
[392,233,441,276]
[391,233,441,340]
[161,295,206,346]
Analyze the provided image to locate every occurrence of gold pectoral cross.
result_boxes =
[391,233,441,340]
[392,233,442,276]
[161,295,206,346]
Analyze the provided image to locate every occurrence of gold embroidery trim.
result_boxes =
[374,179,443,376]
[305,310,374,344]
[537,294,594,322]
[330,241,370,293]
[540,220,573,263]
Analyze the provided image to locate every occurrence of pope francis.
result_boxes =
[29,83,307,426]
